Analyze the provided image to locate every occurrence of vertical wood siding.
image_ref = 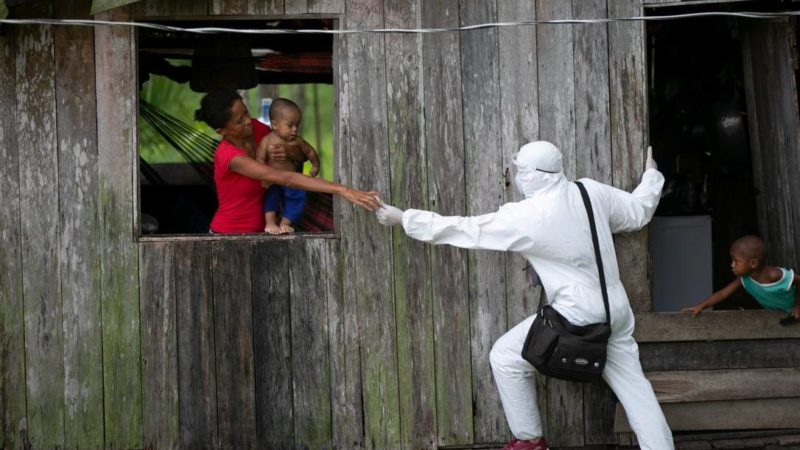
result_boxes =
[140,243,179,449]
[0,15,26,450]
[421,0,474,446]
[343,0,402,448]
[384,1,437,449]
[54,1,105,447]
[95,6,144,448]
[16,2,64,448]
[0,0,719,448]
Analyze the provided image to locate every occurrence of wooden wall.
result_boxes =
[5,0,796,449]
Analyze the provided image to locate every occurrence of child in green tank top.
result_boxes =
[682,235,800,323]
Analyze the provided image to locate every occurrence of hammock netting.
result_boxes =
[139,100,333,233]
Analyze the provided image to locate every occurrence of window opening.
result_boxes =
[137,19,335,236]
[646,1,800,312]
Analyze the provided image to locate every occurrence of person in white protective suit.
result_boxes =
[375,141,674,450]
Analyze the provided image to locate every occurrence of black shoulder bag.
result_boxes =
[521,181,611,383]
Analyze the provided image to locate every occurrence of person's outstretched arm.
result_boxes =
[377,201,533,252]
[681,278,742,316]
[229,154,380,210]
[602,147,665,233]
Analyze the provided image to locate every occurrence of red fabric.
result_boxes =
[210,119,271,233]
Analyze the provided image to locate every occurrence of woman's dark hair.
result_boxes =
[194,89,242,129]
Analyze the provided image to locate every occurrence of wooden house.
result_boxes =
[1,0,799,448]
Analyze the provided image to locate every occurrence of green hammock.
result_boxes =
[139,99,217,185]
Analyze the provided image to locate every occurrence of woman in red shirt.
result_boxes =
[195,90,379,233]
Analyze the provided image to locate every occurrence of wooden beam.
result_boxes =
[460,0,508,442]
[615,398,800,432]
[95,7,143,447]
[139,242,179,449]
[638,339,800,372]
[0,10,26,450]
[252,241,294,448]
[647,368,800,403]
[55,1,104,447]
[176,242,218,449]
[633,310,800,342]
[16,1,64,447]
[421,0,473,445]
[384,0,437,448]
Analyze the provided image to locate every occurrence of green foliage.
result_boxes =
[0,1,8,20]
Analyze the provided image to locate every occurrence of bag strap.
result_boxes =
[575,181,611,325]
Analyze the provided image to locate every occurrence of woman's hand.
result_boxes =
[267,143,288,163]
[341,188,381,211]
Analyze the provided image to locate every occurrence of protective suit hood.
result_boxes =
[513,141,566,198]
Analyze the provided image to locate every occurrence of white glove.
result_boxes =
[376,203,404,226]
[645,145,657,171]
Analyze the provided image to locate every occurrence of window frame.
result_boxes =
[134,14,341,242]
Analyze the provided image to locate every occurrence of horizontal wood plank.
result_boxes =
[639,339,800,372]
[615,398,800,432]
[633,310,800,342]
[647,368,800,403]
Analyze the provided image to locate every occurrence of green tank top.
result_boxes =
[741,268,796,313]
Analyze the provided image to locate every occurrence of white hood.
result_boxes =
[513,141,566,198]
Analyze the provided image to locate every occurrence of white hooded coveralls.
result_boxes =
[398,143,674,449]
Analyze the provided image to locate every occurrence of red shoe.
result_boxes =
[501,437,549,450]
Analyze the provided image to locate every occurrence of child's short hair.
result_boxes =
[269,97,300,121]
[731,235,766,263]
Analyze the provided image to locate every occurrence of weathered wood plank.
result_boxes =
[608,0,650,313]
[384,1,436,448]
[740,20,800,271]
[175,242,218,448]
[95,7,143,447]
[498,0,541,326]
[331,22,365,450]
[212,241,256,449]
[133,0,208,16]
[16,2,64,448]
[572,0,610,183]
[646,368,800,403]
[639,339,800,372]
[252,241,294,448]
[308,0,343,14]
[535,0,575,178]
[633,310,800,342]
[209,0,283,15]
[139,242,179,449]
[54,2,104,447]
[535,2,582,445]
[289,240,333,449]
[615,398,800,432]
[572,3,614,444]
[344,0,401,448]
[285,0,307,14]
[583,382,617,446]
[459,0,507,443]
[421,0,473,445]
[0,22,27,450]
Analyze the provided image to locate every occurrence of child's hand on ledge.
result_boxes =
[681,305,704,317]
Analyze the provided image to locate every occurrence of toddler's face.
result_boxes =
[271,107,301,141]
[730,251,755,276]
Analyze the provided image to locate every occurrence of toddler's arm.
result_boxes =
[299,138,321,177]
[682,278,742,316]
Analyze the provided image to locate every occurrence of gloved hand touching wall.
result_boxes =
[645,145,657,171]
[376,202,404,226]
